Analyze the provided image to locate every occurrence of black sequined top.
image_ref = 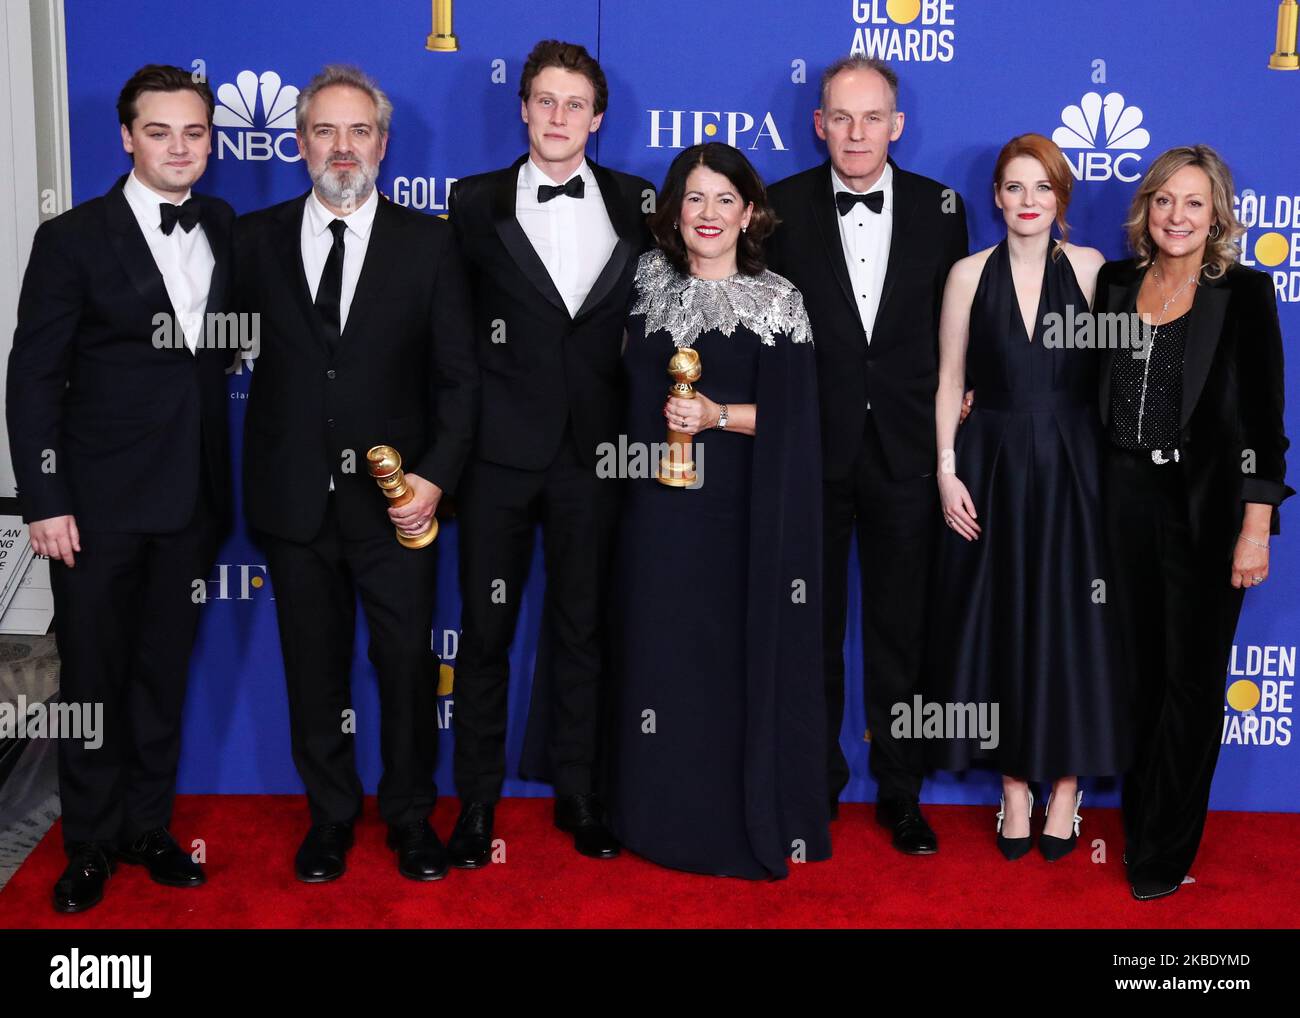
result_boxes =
[1108,310,1189,450]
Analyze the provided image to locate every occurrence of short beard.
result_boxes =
[310,156,376,212]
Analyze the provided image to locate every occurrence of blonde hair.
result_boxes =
[1124,144,1242,280]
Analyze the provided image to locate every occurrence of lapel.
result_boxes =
[196,191,230,314]
[104,175,171,317]
[271,192,330,351]
[809,160,857,323]
[337,195,401,351]
[1181,275,1230,428]
[1097,265,1143,429]
[876,157,914,329]
[573,158,638,319]
[492,154,568,315]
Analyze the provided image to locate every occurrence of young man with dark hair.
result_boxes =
[447,39,652,865]
[7,63,234,911]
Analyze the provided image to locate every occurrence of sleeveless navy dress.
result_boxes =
[925,240,1132,780]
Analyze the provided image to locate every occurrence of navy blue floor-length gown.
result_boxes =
[608,249,831,879]
[925,239,1131,780]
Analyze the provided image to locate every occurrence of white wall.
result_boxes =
[0,0,71,499]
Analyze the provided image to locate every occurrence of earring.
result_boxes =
[1208,223,1221,240]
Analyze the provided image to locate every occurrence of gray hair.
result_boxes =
[295,64,393,136]
[819,56,899,112]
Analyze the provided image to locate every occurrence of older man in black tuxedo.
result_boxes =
[766,56,968,853]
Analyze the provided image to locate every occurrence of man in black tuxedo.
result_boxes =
[447,40,651,865]
[7,65,233,911]
[766,57,968,853]
[237,65,478,882]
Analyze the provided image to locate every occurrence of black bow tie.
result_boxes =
[836,190,884,217]
[159,198,201,235]
[538,176,585,203]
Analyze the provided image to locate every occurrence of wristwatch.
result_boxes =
[716,403,729,429]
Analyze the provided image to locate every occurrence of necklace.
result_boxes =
[1135,265,1197,444]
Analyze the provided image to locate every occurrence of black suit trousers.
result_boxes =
[50,482,221,849]
[1105,447,1245,886]
[453,426,619,802]
[261,494,440,828]
[823,411,938,806]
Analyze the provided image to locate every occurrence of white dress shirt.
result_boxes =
[123,169,215,354]
[301,185,379,333]
[515,157,617,317]
[832,162,893,344]
[301,187,379,491]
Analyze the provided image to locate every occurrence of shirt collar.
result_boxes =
[520,156,594,192]
[123,169,194,232]
[305,185,379,239]
[831,162,893,210]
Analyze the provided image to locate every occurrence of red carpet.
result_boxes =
[3,796,1297,928]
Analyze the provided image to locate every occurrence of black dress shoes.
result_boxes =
[876,797,938,855]
[53,843,114,913]
[447,801,495,869]
[117,828,205,887]
[554,793,620,859]
[387,818,449,881]
[294,822,354,883]
[1130,874,1182,901]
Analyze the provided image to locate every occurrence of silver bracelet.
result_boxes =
[1241,535,1270,550]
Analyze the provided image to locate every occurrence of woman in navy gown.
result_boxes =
[608,142,830,878]
[926,134,1131,860]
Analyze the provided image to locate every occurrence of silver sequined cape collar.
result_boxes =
[629,249,812,348]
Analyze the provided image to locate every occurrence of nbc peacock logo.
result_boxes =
[1051,91,1149,183]
[213,70,302,163]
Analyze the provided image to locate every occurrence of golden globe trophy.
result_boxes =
[1270,0,1299,69]
[426,0,459,52]
[367,445,438,548]
[658,348,701,487]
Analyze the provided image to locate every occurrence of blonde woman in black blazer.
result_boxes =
[1096,144,1293,901]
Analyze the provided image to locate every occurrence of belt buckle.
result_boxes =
[1150,448,1181,465]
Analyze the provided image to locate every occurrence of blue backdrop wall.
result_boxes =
[60,0,1300,811]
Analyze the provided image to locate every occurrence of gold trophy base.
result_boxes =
[397,516,439,549]
[426,34,458,51]
[657,435,697,487]
[657,473,696,488]
[1269,53,1299,69]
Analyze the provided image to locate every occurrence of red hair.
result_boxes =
[993,133,1073,251]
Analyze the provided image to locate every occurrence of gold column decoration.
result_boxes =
[1270,0,1299,69]
[426,0,459,52]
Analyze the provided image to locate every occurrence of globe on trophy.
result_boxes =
[367,445,439,548]
[658,348,702,487]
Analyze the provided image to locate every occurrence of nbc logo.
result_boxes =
[1222,644,1294,747]
[1051,91,1149,183]
[213,70,302,162]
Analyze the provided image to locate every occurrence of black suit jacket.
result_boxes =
[1096,258,1293,552]
[449,155,653,470]
[7,175,234,532]
[237,192,479,543]
[766,158,968,481]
